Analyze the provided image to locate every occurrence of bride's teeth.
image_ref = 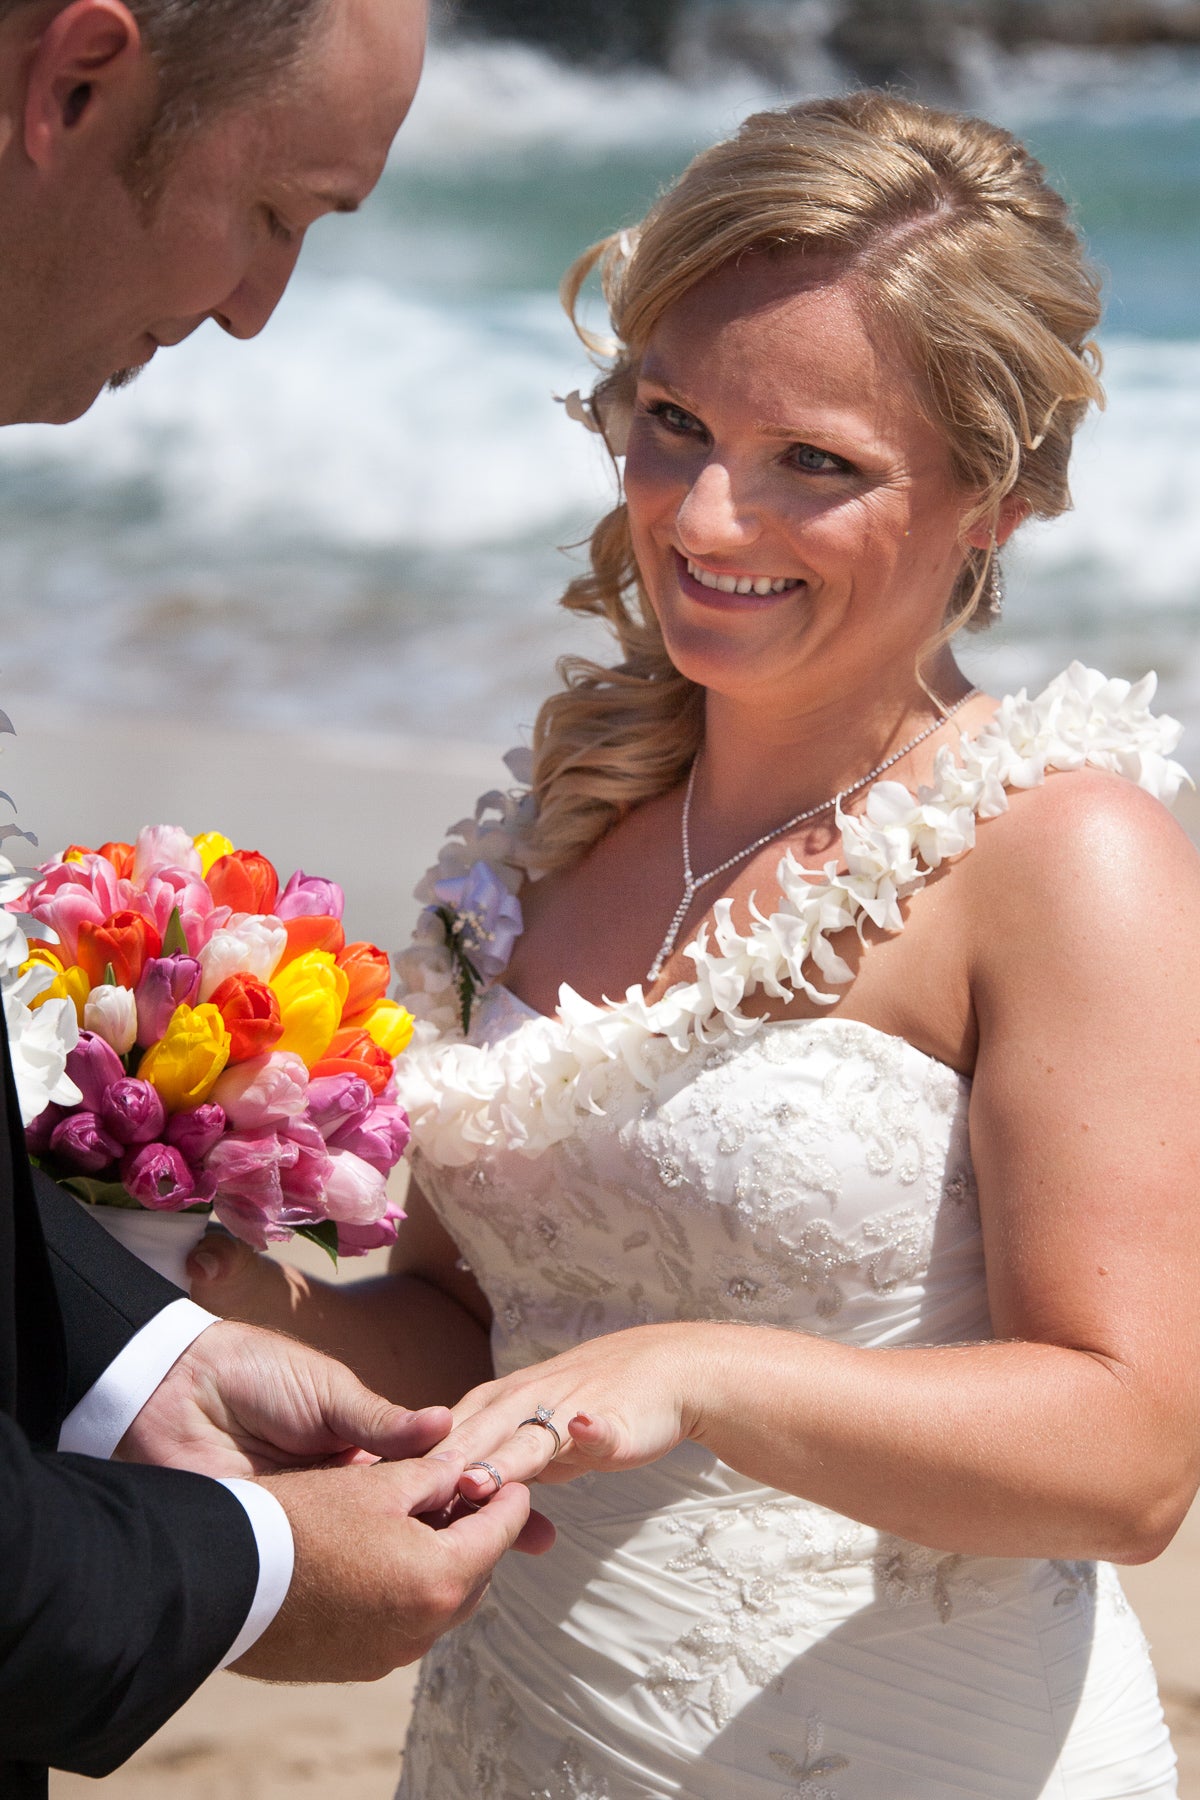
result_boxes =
[684,558,800,595]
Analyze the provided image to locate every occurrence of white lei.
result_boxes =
[393,665,1190,1169]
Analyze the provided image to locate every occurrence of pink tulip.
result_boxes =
[207,1129,322,1249]
[166,1102,226,1163]
[19,855,132,960]
[277,1118,334,1207]
[337,1196,406,1257]
[275,871,345,922]
[135,955,203,1047]
[50,1111,122,1174]
[329,1103,410,1175]
[321,1147,388,1224]
[65,1031,126,1113]
[100,1077,167,1147]
[304,1073,374,1141]
[132,825,200,885]
[128,871,229,955]
[121,1142,214,1210]
[212,1052,309,1130]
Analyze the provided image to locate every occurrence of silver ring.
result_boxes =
[463,1459,504,1494]
[517,1404,563,1455]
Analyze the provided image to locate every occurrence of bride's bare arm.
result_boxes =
[187,1180,493,1409]
[443,774,1200,1564]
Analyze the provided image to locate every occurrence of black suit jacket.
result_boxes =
[0,1021,261,1798]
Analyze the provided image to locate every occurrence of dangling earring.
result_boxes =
[984,548,1004,622]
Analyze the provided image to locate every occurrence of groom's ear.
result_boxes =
[22,0,147,170]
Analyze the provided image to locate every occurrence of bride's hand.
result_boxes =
[443,1323,712,1500]
[187,1230,307,1333]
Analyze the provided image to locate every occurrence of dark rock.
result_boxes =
[446,0,685,65]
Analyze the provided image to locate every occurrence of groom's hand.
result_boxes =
[116,1320,454,1476]
[234,1454,552,1683]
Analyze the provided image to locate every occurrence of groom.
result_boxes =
[0,2,545,1794]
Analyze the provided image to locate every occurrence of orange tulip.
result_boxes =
[98,842,135,879]
[311,1028,393,1096]
[276,914,346,968]
[205,850,280,915]
[337,941,391,1020]
[76,910,162,990]
[62,844,94,864]
[210,972,284,1063]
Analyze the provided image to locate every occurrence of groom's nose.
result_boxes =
[212,238,305,342]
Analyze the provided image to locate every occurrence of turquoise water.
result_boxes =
[1,35,1198,748]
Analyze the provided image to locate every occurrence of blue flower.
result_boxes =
[432,861,523,984]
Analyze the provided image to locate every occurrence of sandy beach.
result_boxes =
[16,708,1200,1800]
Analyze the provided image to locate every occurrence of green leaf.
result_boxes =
[161,905,189,957]
[294,1219,341,1267]
[60,1176,145,1211]
[103,960,118,988]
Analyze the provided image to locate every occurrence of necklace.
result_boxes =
[644,689,978,984]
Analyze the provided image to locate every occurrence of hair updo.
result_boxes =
[528,90,1104,876]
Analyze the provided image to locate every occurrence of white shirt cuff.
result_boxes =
[56,1297,220,1458]
[214,1478,295,1667]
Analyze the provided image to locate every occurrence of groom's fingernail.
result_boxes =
[190,1250,219,1279]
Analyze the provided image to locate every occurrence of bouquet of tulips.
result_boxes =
[6,825,413,1258]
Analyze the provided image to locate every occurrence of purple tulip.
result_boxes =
[338,1196,406,1257]
[25,1103,66,1159]
[275,870,345,921]
[121,1143,215,1211]
[304,1073,374,1141]
[329,1103,411,1176]
[64,1032,126,1114]
[432,861,523,981]
[135,954,202,1048]
[166,1102,227,1164]
[99,1077,167,1147]
[50,1111,122,1174]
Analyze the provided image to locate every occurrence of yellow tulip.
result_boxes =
[194,831,235,877]
[357,999,414,1058]
[23,952,90,1024]
[139,1003,231,1112]
[270,950,349,1068]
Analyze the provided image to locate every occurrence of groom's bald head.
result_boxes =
[0,0,332,162]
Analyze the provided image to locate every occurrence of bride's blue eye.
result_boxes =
[789,443,847,474]
[643,399,705,438]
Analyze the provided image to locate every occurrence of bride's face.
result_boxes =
[622,252,987,719]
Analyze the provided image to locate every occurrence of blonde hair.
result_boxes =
[529,91,1104,875]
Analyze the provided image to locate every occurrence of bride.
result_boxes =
[194,93,1200,1794]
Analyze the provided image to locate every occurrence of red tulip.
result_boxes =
[211,972,284,1063]
[76,910,162,990]
[336,942,391,1020]
[205,850,280,915]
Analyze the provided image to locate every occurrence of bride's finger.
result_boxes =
[454,1415,575,1495]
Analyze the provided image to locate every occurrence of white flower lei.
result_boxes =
[393,666,1191,1169]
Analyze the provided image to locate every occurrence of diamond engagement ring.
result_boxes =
[517,1404,563,1456]
[463,1460,504,1494]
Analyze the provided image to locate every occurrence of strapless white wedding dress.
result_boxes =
[393,668,1187,1799]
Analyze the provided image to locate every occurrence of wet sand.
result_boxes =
[19,710,1200,1799]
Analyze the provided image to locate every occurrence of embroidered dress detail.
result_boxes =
[393,665,1188,1170]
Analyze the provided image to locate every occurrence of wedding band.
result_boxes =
[463,1460,504,1494]
[517,1404,563,1455]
